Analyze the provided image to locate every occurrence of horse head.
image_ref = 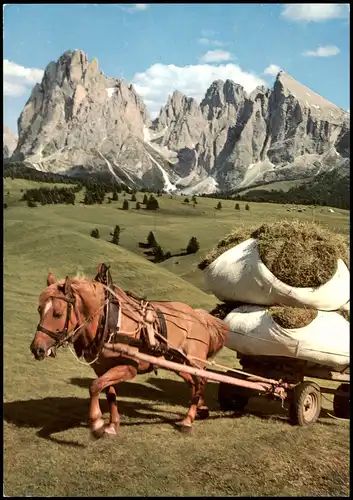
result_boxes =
[30,272,105,360]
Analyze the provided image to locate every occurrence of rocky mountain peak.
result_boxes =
[10,49,349,196]
[200,79,247,120]
[3,126,18,159]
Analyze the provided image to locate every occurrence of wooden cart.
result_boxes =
[104,343,350,427]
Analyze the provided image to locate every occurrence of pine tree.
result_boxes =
[186,236,200,254]
[136,201,141,210]
[122,199,129,210]
[154,245,165,263]
[245,203,250,211]
[184,197,190,204]
[235,203,240,210]
[191,195,197,204]
[110,225,120,245]
[146,196,159,210]
[112,191,119,201]
[131,193,137,202]
[143,194,149,204]
[216,201,222,210]
[147,231,158,248]
[90,228,100,239]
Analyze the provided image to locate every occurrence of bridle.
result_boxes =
[36,294,79,348]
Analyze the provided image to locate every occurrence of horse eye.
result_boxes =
[53,311,63,319]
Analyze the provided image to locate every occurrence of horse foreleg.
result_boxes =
[105,386,120,435]
[89,365,137,439]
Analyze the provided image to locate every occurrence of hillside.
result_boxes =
[4,180,350,497]
[237,160,350,209]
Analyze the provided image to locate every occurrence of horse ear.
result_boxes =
[64,276,73,297]
[47,272,55,286]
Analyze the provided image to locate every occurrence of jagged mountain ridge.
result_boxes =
[3,126,18,159]
[11,49,350,194]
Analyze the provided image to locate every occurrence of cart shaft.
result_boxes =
[104,343,285,395]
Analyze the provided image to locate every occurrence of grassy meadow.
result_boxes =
[4,178,350,497]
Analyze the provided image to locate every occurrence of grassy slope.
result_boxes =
[234,178,307,195]
[4,179,350,497]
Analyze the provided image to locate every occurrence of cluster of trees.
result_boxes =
[83,184,108,205]
[183,196,198,206]
[143,194,160,210]
[214,201,250,210]
[142,231,200,263]
[236,172,350,210]
[119,193,159,211]
[22,186,78,206]
[4,161,80,185]
[88,230,201,262]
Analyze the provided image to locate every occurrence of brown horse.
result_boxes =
[30,267,229,438]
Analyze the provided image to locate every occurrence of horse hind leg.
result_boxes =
[178,372,207,432]
[196,384,210,420]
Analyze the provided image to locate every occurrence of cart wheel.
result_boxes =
[333,383,350,419]
[218,382,249,412]
[289,381,321,426]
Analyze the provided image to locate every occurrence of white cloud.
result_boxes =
[263,64,281,76]
[201,29,216,37]
[302,45,340,57]
[120,4,148,13]
[3,59,44,97]
[198,37,225,47]
[199,50,233,63]
[281,4,349,22]
[132,62,266,118]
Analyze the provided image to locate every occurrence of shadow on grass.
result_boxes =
[70,376,337,426]
[4,377,336,447]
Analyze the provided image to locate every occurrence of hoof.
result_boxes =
[197,406,210,420]
[179,422,193,434]
[90,418,105,440]
[104,423,119,436]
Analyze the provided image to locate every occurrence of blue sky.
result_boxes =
[4,3,350,133]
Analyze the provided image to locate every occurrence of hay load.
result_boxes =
[222,304,350,370]
[200,220,350,311]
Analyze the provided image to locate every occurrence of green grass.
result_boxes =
[4,183,350,497]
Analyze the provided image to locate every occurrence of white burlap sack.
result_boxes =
[224,305,350,370]
[203,238,350,311]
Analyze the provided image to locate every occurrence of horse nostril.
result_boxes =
[37,347,45,356]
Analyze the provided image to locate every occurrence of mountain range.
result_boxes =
[5,49,350,195]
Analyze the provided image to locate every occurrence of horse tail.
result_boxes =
[195,309,229,358]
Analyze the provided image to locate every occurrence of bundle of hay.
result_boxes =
[199,220,349,288]
[200,220,350,311]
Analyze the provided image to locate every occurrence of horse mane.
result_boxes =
[39,276,104,312]
[195,309,229,358]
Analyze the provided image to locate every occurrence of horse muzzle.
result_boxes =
[30,343,56,360]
